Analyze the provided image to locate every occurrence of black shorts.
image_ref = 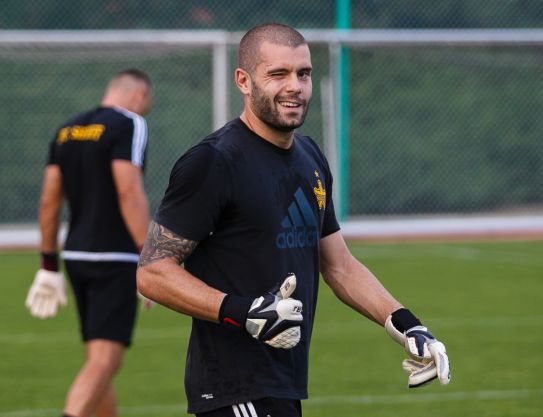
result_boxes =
[64,260,138,347]
[195,398,302,417]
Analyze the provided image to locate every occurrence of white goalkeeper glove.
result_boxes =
[25,269,68,319]
[219,273,303,349]
[385,308,450,388]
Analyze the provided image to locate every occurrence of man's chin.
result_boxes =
[277,115,306,131]
[271,120,304,132]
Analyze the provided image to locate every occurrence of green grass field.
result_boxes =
[1,240,542,416]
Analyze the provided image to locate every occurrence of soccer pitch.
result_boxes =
[1,240,542,417]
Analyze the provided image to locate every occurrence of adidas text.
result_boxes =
[276,228,318,249]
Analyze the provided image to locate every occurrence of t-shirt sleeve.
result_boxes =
[47,137,59,165]
[111,115,148,169]
[321,158,341,238]
[154,142,231,241]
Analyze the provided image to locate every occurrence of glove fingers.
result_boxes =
[406,360,438,388]
[264,326,301,349]
[402,359,427,374]
[428,341,451,385]
[45,299,57,318]
[276,298,303,321]
[32,297,47,318]
[277,273,297,299]
[59,289,68,306]
[25,288,37,309]
[38,298,54,319]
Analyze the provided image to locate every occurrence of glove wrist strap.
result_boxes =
[218,294,252,328]
[41,252,59,272]
[391,308,422,333]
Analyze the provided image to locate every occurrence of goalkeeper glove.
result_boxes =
[25,269,68,319]
[219,273,303,349]
[385,308,450,388]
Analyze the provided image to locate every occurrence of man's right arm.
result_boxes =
[137,221,304,348]
[39,165,64,253]
[136,220,226,321]
[26,164,68,319]
[112,160,150,248]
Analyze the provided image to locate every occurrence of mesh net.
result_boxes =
[1,37,542,222]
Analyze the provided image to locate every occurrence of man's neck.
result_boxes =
[240,111,294,150]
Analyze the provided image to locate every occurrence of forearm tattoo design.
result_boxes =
[139,220,198,266]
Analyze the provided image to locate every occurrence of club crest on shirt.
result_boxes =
[313,170,326,210]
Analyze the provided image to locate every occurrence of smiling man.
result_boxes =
[137,23,450,417]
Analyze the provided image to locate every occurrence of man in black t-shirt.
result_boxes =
[137,24,451,417]
[25,69,153,417]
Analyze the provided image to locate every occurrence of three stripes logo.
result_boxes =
[276,187,318,249]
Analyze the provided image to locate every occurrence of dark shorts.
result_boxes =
[195,398,302,417]
[64,260,138,347]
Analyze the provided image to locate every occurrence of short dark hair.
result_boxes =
[238,23,307,74]
[113,68,152,88]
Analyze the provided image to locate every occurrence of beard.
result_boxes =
[250,82,310,132]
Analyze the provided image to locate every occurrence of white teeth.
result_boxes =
[279,101,300,108]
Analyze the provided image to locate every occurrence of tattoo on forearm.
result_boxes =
[139,221,198,266]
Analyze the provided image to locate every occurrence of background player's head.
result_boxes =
[236,23,312,132]
[101,69,153,116]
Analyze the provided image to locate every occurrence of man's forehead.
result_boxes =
[257,41,312,69]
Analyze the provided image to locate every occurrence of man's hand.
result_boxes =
[246,273,303,348]
[219,273,303,349]
[385,308,450,388]
[25,269,68,319]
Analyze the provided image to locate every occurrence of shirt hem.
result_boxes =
[187,388,308,414]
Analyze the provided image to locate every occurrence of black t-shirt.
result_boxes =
[155,118,340,413]
[48,106,148,259]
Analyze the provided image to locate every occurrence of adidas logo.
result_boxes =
[276,187,318,249]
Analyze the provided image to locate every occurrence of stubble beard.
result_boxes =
[250,83,309,132]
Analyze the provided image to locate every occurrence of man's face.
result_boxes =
[249,41,312,132]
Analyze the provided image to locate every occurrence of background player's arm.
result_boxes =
[27,164,67,319]
[39,164,64,253]
[112,160,150,248]
[319,230,402,325]
[137,221,225,321]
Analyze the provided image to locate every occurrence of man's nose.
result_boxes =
[285,73,303,93]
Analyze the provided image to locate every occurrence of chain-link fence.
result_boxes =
[2,2,543,224]
[3,1,543,30]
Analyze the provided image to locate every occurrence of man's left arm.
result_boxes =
[319,230,450,387]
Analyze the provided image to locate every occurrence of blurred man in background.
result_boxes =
[25,69,153,417]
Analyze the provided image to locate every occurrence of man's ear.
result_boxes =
[130,87,148,115]
[235,68,251,95]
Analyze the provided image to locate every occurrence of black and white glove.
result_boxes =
[219,273,303,349]
[385,308,450,388]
